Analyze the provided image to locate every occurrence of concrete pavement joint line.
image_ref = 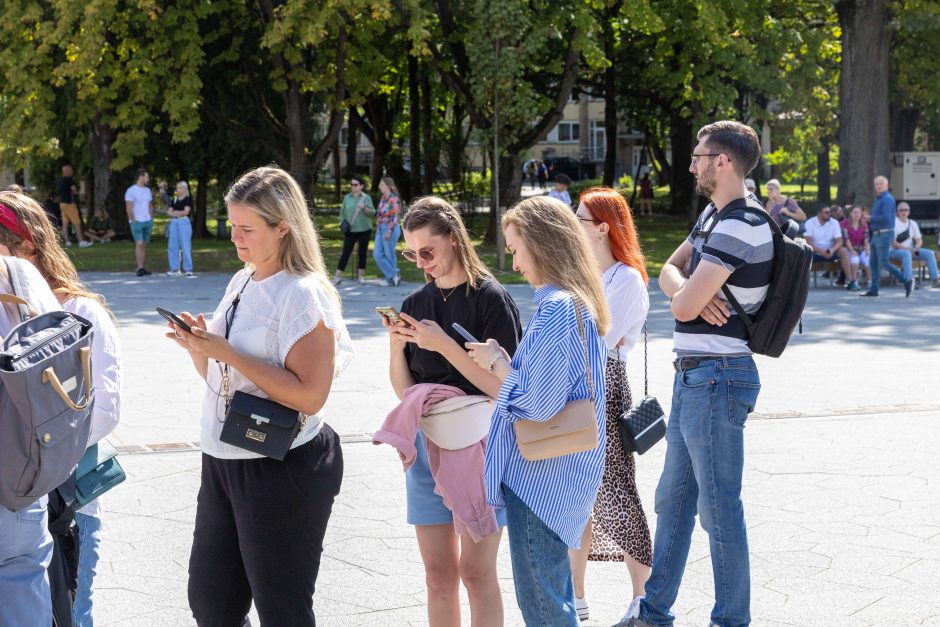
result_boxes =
[749,403,940,420]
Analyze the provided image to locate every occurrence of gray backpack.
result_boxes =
[0,257,95,512]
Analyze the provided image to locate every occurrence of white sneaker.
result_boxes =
[63,240,73,247]
[165,270,181,277]
[78,240,93,248]
[575,596,589,621]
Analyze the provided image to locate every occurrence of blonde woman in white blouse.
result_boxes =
[570,187,653,623]
[0,191,123,627]
[166,167,353,627]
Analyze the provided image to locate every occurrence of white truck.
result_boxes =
[890,152,940,232]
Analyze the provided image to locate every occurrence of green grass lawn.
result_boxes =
[67,213,690,282]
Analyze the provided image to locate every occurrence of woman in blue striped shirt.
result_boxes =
[466,196,610,626]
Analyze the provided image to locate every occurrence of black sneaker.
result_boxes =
[904,279,913,297]
[860,291,879,297]
[136,268,145,277]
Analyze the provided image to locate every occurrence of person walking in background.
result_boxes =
[0,191,123,627]
[383,196,523,627]
[333,175,374,285]
[125,168,154,276]
[622,121,769,627]
[548,173,573,207]
[892,201,940,289]
[166,166,352,627]
[537,160,548,190]
[373,177,403,287]
[638,173,654,216]
[58,164,92,248]
[85,207,116,243]
[765,178,806,226]
[569,187,652,623]
[166,181,195,277]
[465,195,609,626]
[863,175,911,297]
[841,205,871,289]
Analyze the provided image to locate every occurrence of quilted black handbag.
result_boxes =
[617,322,666,455]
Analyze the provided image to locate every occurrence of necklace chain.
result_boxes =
[438,284,458,302]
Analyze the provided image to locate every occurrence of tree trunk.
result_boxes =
[484,152,524,244]
[195,172,210,238]
[816,140,832,204]
[332,138,342,203]
[89,114,120,230]
[602,62,618,187]
[836,0,892,206]
[344,115,358,179]
[408,55,422,201]
[284,80,309,191]
[421,63,434,195]
[890,105,920,152]
[668,113,696,223]
[601,2,622,187]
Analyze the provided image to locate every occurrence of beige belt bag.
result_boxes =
[513,299,599,461]
[419,395,495,450]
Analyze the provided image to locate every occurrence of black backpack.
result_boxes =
[704,196,813,358]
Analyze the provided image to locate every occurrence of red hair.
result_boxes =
[579,187,647,283]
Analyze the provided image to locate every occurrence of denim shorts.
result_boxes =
[405,430,507,527]
[130,220,153,243]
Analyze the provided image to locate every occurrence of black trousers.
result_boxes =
[188,425,343,627]
[336,229,371,272]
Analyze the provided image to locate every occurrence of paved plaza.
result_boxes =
[80,270,940,626]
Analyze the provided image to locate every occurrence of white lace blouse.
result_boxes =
[199,268,354,459]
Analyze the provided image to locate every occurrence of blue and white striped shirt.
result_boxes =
[485,284,607,548]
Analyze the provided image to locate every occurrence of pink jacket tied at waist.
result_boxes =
[373,383,499,542]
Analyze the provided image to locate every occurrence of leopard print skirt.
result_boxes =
[588,357,653,566]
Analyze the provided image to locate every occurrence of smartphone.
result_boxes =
[451,322,480,344]
[376,306,404,326]
[156,307,193,333]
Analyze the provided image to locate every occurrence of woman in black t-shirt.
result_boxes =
[166,181,195,276]
[384,196,522,626]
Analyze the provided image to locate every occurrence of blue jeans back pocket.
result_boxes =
[727,380,760,426]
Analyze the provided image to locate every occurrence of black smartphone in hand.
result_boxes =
[156,307,193,333]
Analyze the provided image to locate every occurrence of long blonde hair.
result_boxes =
[503,196,609,334]
[381,176,401,199]
[0,191,109,311]
[401,196,493,291]
[225,166,340,306]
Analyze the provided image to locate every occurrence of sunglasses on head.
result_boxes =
[402,247,435,262]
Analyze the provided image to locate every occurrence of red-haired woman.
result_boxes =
[570,187,652,622]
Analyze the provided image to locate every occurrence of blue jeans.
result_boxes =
[889,247,938,281]
[502,485,579,627]
[0,496,53,627]
[870,230,906,292]
[372,223,400,282]
[73,511,103,627]
[167,217,193,272]
[640,356,760,627]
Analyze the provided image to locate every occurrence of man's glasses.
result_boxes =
[402,247,435,262]
[690,153,725,164]
[350,182,362,187]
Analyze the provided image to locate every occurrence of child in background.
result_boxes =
[86,208,116,243]
[548,173,572,207]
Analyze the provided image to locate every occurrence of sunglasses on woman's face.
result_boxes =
[401,247,435,262]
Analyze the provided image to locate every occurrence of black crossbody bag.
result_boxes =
[617,322,666,455]
[217,274,303,461]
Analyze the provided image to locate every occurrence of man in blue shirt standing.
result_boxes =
[862,175,912,297]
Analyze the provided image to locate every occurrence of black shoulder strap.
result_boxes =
[705,196,778,338]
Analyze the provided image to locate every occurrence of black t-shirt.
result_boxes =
[402,277,523,396]
[57,176,75,204]
[170,197,194,216]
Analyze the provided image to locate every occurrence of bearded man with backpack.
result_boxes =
[618,121,810,627]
